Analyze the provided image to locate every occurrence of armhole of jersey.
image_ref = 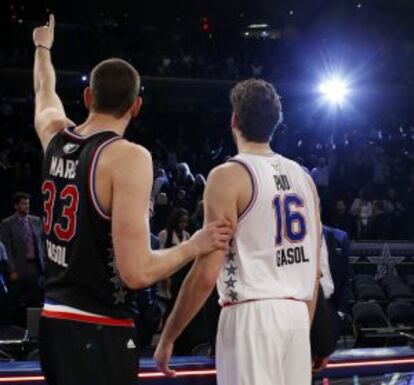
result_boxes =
[43,129,64,157]
[88,136,123,221]
[227,158,258,222]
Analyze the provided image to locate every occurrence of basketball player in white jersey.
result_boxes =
[155,79,321,385]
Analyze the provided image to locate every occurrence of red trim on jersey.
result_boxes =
[41,309,134,327]
[63,127,87,141]
[88,137,122,220]
[227,159,258,221]
[63,127,105,140]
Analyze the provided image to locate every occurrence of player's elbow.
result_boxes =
[119,269,152,290]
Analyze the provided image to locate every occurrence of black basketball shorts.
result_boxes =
[39,316,139,385]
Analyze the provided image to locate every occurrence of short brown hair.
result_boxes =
[230,79,283,143]
[13,192,30,205]
[90,58,140,118]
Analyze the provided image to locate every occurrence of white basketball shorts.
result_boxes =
[216,298,311,385]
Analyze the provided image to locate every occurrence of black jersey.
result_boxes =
[41,127,134,319]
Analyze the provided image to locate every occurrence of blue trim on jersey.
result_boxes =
[44,298,60,305]
[227,158,258,221]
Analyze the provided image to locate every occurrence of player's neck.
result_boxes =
[76,113,129,137]
[237,140,273,156]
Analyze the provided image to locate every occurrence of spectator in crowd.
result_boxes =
[372,150,390,187]
[311,157,331,208]
[350,188,373,239]
[152,193,173,234]
[383,187,406,238]
[330,199,354,236]
[189,200,204,234]
[0,192,45,320]
[192,174,206,205]
[310,287,336,375]
[157,208,191,324]
[0,240,9,278]
[370,200,390,239]
[158,208,190,250]
[0,240,13,325]
[174,189,192,212]
[176,162,194,190]
[321,225,351,344]
[152,168,170,199]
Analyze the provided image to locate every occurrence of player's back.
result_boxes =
[41,127,134,319]
[217,153,320,305]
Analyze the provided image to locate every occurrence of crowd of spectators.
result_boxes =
[2,0,414,85]
[0,92,413,243]
[1,20,273,81]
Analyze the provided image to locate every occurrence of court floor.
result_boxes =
[315,372,414,385]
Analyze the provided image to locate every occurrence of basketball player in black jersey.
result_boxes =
[33,15,232,385]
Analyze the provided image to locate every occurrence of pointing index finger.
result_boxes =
[49,14,55,29]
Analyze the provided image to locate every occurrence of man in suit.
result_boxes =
[0,192,45,315]
[311,226,350,375]
[320,225,351,342]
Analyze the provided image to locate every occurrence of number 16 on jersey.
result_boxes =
[273,194,307,245]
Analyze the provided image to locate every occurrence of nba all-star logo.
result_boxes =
[63,142,80,154]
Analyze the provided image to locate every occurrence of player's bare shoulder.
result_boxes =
[208,161,250,189]
[206,160,252,215]
[100,139,152,174]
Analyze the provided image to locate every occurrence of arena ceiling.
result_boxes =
[5,0,414,26]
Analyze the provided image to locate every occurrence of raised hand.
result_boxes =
[33,14,55,49]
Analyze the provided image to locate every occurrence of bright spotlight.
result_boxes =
[318,78,349,105]
[81,75,88,82]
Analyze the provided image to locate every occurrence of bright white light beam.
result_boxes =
[318,78,349,105]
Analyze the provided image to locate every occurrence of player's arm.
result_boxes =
[111,144,233,290]
[33,15,73,151]
[154,164,239,376]
[305,173,322,324]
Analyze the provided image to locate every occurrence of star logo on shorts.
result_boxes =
[225,277,236,289]
[225,264,237,276]
[113,287,127,304]
[229,290,238,302]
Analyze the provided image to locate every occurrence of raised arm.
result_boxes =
[110,142,232,290]
[33,15,73,151]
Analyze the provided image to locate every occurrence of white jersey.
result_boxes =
[217,153,321,305]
